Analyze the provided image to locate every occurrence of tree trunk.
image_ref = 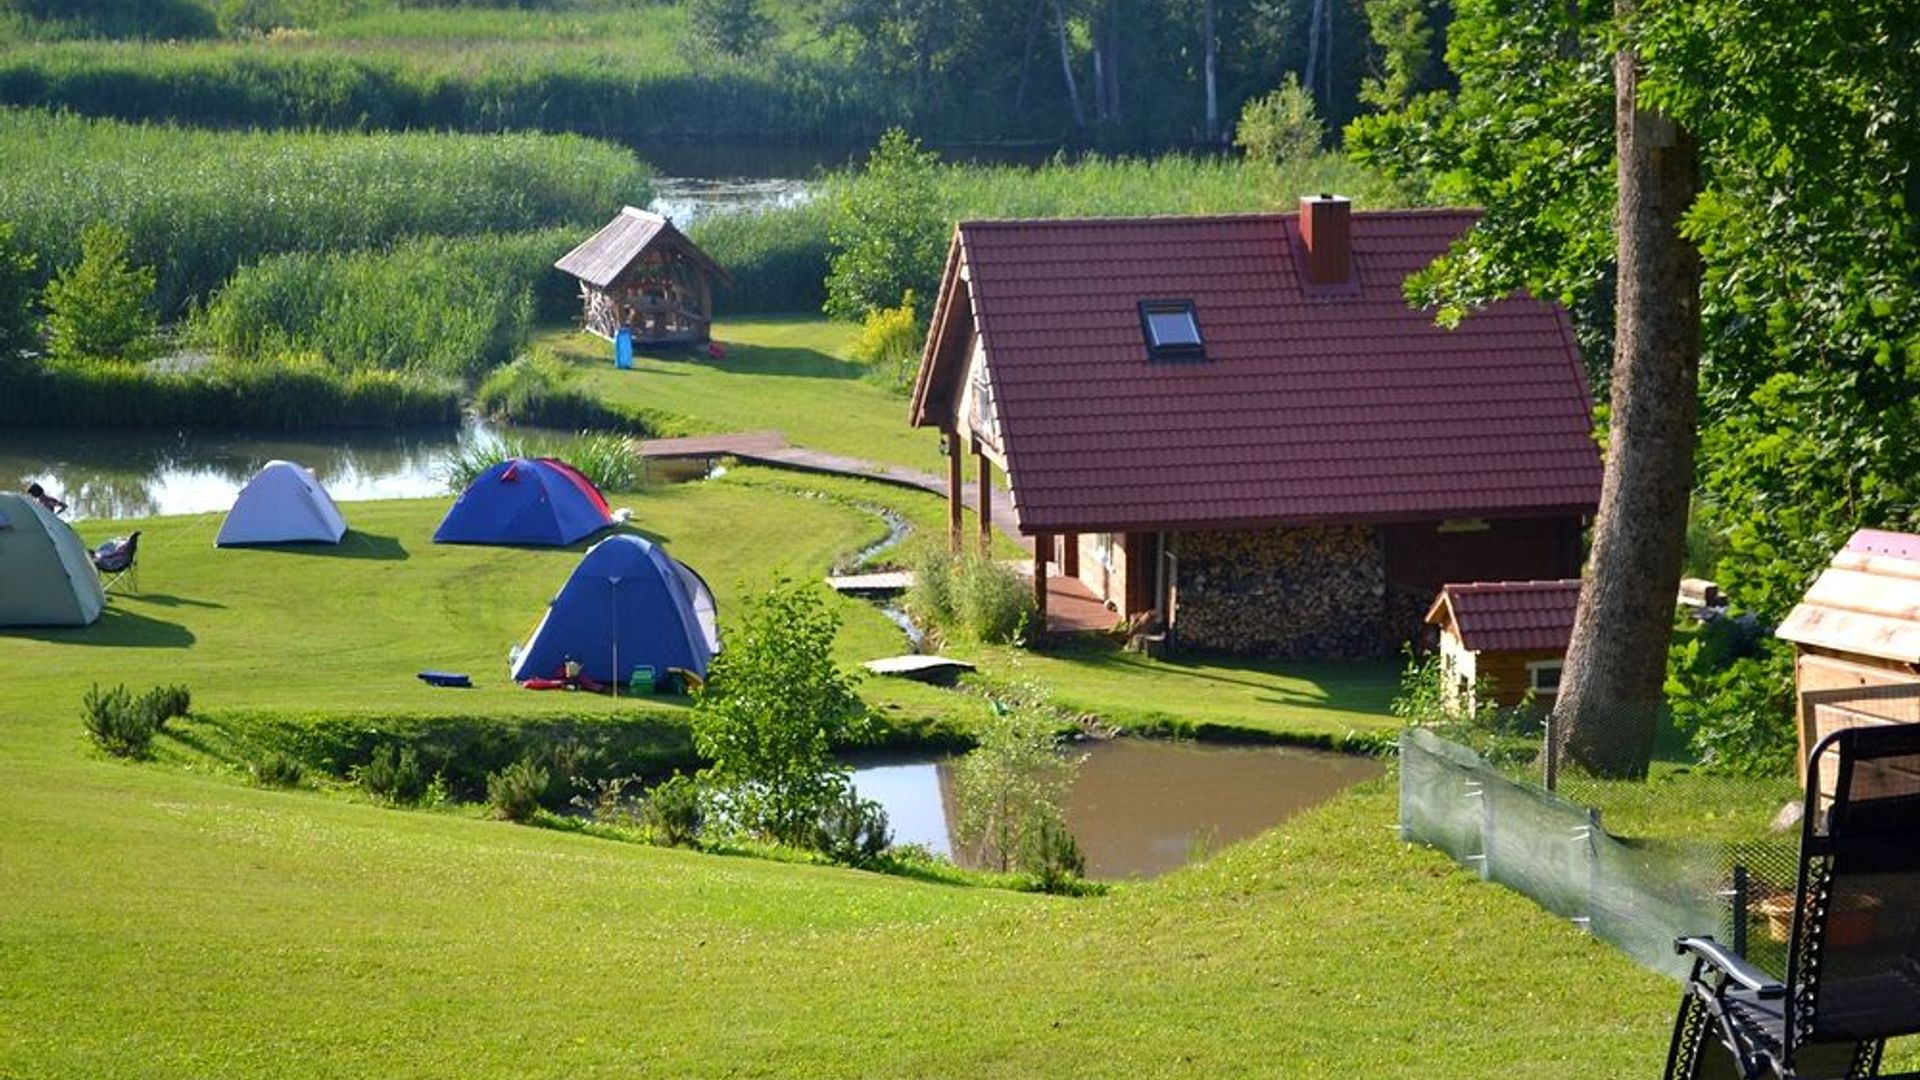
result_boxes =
[1304,0,1327,105]
[1550,0,1702,780]
[1102,0,1121,125]
[1015,0,1045,110]
[1053,0,1084,126]
[1203,0,1218,141]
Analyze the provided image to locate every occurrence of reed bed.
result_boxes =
[0,110,650,315]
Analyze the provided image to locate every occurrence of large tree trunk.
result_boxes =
[1053,0,1084,127]
[1550,0,1702,780]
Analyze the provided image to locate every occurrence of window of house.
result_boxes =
[1137,300,1204,359]
[1529,661,1564,695]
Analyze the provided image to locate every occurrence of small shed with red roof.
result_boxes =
[555,207,731,346]
[909,195,1603,658]
[1426,579,1582,711]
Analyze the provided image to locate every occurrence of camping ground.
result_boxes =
[0,464,1683,1075]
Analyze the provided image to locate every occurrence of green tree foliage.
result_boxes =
[1358,0,1442,109]
[824,129,947,321]
[1233,74,1326,163]
[952,698,1081,882]
[691,579,867,848]
[687,0,773,57]
[42,221,158,365]
[0,221,35,365]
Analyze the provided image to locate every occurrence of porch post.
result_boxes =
[946,431,964,554]
[976,447,992,556]
[1034,535,1050,623]
[1062,532,1079,578]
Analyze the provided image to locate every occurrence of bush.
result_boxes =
[951,698,1079,875]
[692,579,868,847]
[638,772,704,847]
[485,757,550,822]
[814,788,891,867]
[248,750,304,788]
[1020,816,1085,893]
[356,743,427,805]
[80,682,157,758]
[0,218,35,363]
[824,129,946,320]
[1671,626,1797,778]
[1234,75,1326,164]
[689,200,833,316]
[136,683,191,730]
[849,291,922,395]
[42,220,158,364]
[902,541,956,634]
[953,554,1033,644]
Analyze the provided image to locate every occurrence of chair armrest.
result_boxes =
[1675,936,1786,1000]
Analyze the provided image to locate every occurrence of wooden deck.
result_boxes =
[636,431,1029,551]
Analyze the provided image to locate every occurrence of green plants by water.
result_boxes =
[905,544,1033,646]
[442,429,646,495]
[199,231,580,380]
[486,757,550,822]
[474,347,662,432]
[0,110,649,315]
[354,743,427,805]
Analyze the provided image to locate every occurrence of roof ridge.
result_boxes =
[956,207,1482,230]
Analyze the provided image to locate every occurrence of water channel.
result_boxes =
[849,739,1383,881]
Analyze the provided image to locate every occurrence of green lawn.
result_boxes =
[0,455,1702,1075]
[544,319,956,478]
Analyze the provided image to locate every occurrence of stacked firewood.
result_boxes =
[1172,526,1391,658]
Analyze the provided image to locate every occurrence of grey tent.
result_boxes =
[0,492,104,626]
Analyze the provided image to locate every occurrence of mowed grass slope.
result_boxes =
[0,475,1677,1075]
[547,320,953,478]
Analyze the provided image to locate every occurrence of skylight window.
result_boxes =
[1138,300,1204,359]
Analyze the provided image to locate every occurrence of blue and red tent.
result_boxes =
[433,457,612,547]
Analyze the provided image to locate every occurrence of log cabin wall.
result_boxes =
[1170,525,1390,658]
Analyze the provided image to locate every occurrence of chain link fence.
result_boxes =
[1400,682,1920,980]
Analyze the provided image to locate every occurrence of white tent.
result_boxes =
[215,460,348,547]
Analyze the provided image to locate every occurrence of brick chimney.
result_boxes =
[1300,194,1352,285]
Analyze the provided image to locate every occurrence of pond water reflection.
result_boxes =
[848,739,1382,880]
[0,421,501,521]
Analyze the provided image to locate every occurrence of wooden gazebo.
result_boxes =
[554,207,732,346]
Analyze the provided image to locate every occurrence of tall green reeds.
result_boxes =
[0,110,650,315]
[199,231,580,381]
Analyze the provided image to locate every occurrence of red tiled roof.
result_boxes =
[1428,579,1582,653]
[918,210,1602,534]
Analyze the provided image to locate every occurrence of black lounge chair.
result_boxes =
[91,530,140,595]
[1667,724,1920,1079]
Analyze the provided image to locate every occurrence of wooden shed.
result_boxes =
[554,207,731,346]
[1425,579,1581,713]
[1775,528,1920,782]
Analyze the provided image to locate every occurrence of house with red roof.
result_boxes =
[1425,580,1582,711]
[909,195,1604,659]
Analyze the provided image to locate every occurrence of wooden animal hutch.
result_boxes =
[1425,579,1581,713]
[1775,528,1920,784]
[554,207,732,346]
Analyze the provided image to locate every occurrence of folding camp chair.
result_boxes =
[91,530,140,595]
[1666,724,1920,1079]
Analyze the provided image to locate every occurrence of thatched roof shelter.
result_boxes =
[555,208,732,346]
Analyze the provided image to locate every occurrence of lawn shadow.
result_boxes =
[128,592,226,610]
[661,343,866,382]
[242,531,409,561]
[1,606,195,648]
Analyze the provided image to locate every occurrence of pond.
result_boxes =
[0,419,507,521]
[848,739,1383,881]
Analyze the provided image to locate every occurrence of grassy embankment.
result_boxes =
[0,475,1673,1074]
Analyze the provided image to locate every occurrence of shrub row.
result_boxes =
[197,707,698,806]
[0,354,460,429]
[0,109,650,315]
[81,682,190,758]
[472,348,677,433]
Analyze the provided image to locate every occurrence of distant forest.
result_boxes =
[0,0,1452,148]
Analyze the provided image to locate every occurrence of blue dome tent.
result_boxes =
[510,535,717,688]
[434,458,612,547]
